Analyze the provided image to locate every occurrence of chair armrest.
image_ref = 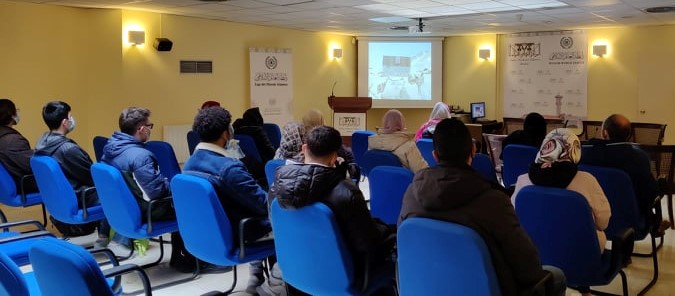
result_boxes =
[608,227,635,274]
[89,247,120,267]
[0,230,54,244]
[78,187,98,219]
[0,219,46,232]
[19,174,35,204]
[102,264,152,296]
[146,196,173,234]
[238,216,270,259]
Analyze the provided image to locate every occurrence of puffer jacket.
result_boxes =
[368,132,428,172]
[0,126,37,193]
[101,131,169,200]
[35,132,95,194]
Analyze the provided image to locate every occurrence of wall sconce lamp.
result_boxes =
[479,49,491,60]
[593,45,607,57]
[128,30,145,46]
[332,48,343,59]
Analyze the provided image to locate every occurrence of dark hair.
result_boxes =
[42,101,71,130]
[119,107,150,135]
[433,118,473,165]
[603,114,631,141]
[0,99,17,126]
[306,125,342,157]
[523,112,546,137]
[192,107,231,142]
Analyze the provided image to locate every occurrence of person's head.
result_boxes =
[0,99,19,126]
[42,101,75,134]
[192,106,232,147]
[302,108,324,130]
[602,114,631,141]
[432,118,475,166]
[242,107,264,126]
[535,128,581,166]
[303,125,342,166]
[119,107,153,142]
[429,102,451,121]
[380,109,405,134]
[201,100,221,109]
[278,121,306,162]
[523,112,546,138]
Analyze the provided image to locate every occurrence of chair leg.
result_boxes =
[637,235,659,296]
[39,204,47,228]
[0,208,7,224]
[668,194,674,229]
[140,236,165,269]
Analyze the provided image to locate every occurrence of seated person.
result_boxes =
[183,106,272,294]
[399,118,566,296]
[501,112,547,159]
[512,128,611,252]
[35,101,110,246]
[415,102,451,141]
[233,107,276,163]
[101,107,196,272]
[581,114,666,231]
[0,99,38,194]
[302,109,359,181]
[271,126,395,294]
[274,121,306,163]
[368,109,428,172]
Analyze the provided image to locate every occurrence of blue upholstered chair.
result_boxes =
[352,130,376,171]
[186,130,200,155]
[0,250,39,296]
[234,134,263,163]
[416,138,436,166]
[361,149,403,178]
[171,174,276,294]
[398,218,501,296]
[472,153,498,183]
[145,141,181,181]
[90,163,178,267]
[92,136,108,162]
[0,163,46,226]
[501,144,538,187]
[0,220,54,266]
[368,166,414,225]
[30,237,152,296]
[270,199,394,295]
[30,156,106,228]
[265,159,286,189]
[263,123,282,150]
[515,185,633,295]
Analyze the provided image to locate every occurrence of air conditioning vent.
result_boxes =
[180,60,213,73]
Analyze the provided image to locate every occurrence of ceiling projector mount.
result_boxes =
[390,18,427,33]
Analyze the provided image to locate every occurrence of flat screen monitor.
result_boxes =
[471,102,486,120]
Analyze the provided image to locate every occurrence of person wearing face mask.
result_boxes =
[0,98,39,194]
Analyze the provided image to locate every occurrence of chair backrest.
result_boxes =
[631,122,666,146]
[501,144,538,187]
[90,163,142,237]
[351,130,376,169]
[361,149,403,177]
[30,156,79,222]
[0,163,18,203]
[466,123,484,152]
[472,153,498,183]
[234,134,262,163]
[30,237,115,296]
[265,159,286,189]
[504,117,566,134]
[581,120,603,141]
[369,166,414,225]
[92,136,108,162]
[545,118,566,133]
[416,139,436,166]
[263,123,282,150]
[515,186,604,285]
[641,144,675,195]
[145,141,181,181]
[0,251,29,296]
[186,130,200,155]
[170,174,236,265]
[482,133,507,172]
[579,164,646,238]
[398,218,501,296]
[270,199,356,295]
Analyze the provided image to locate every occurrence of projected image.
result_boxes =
[368,42,432,100]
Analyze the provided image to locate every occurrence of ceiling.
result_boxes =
[9,0,675,36]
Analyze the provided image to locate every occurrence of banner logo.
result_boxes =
[265,56,278,70]
[560,37,573,49]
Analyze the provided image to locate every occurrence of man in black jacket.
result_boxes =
[0,99,38,194]
[399,118,565,296]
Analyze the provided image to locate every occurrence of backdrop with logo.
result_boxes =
[249,48,293,125]
[503,30,587,123]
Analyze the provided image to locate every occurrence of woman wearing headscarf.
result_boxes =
[368,109,428,173]
[512,128,611,252]
[415,102,451,141]
[274,121,306,163]
[233,107,276,163]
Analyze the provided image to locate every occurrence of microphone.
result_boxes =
[331,81,337,97]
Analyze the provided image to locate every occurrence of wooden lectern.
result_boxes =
[328,96,372,147]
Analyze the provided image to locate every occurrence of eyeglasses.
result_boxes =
[143,123,154,129]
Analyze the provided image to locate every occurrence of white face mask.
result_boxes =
[11,114,19,125]
[67,116,76,132]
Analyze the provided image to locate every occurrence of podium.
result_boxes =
[328,96,372,147]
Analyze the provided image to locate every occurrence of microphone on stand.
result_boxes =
[330,81,337,98]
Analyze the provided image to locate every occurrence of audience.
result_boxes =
[399,118,566,296]
[34,101,110,246]
[274,121,306,163]
[415,102,451,141]
[233,107,276,163]
[302,109,359,181]
[183,106,272,293]
[0,99,38,194]
[368,109,428,172]
[501,112,547,159]
[512,128,611,251]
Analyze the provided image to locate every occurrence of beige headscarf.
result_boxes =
[379,109,406,134]
[302,109,324,131]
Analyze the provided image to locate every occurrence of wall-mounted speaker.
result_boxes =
[154,38,173,52]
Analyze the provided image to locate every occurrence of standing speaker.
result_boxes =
[154,38,173,52]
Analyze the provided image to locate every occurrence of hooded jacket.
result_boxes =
[35,132,95,195]
[368,132,428,173]
[399,163,548,295]
[233,107,276,163]
[0,126,37,193]
[101,131,169,201]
